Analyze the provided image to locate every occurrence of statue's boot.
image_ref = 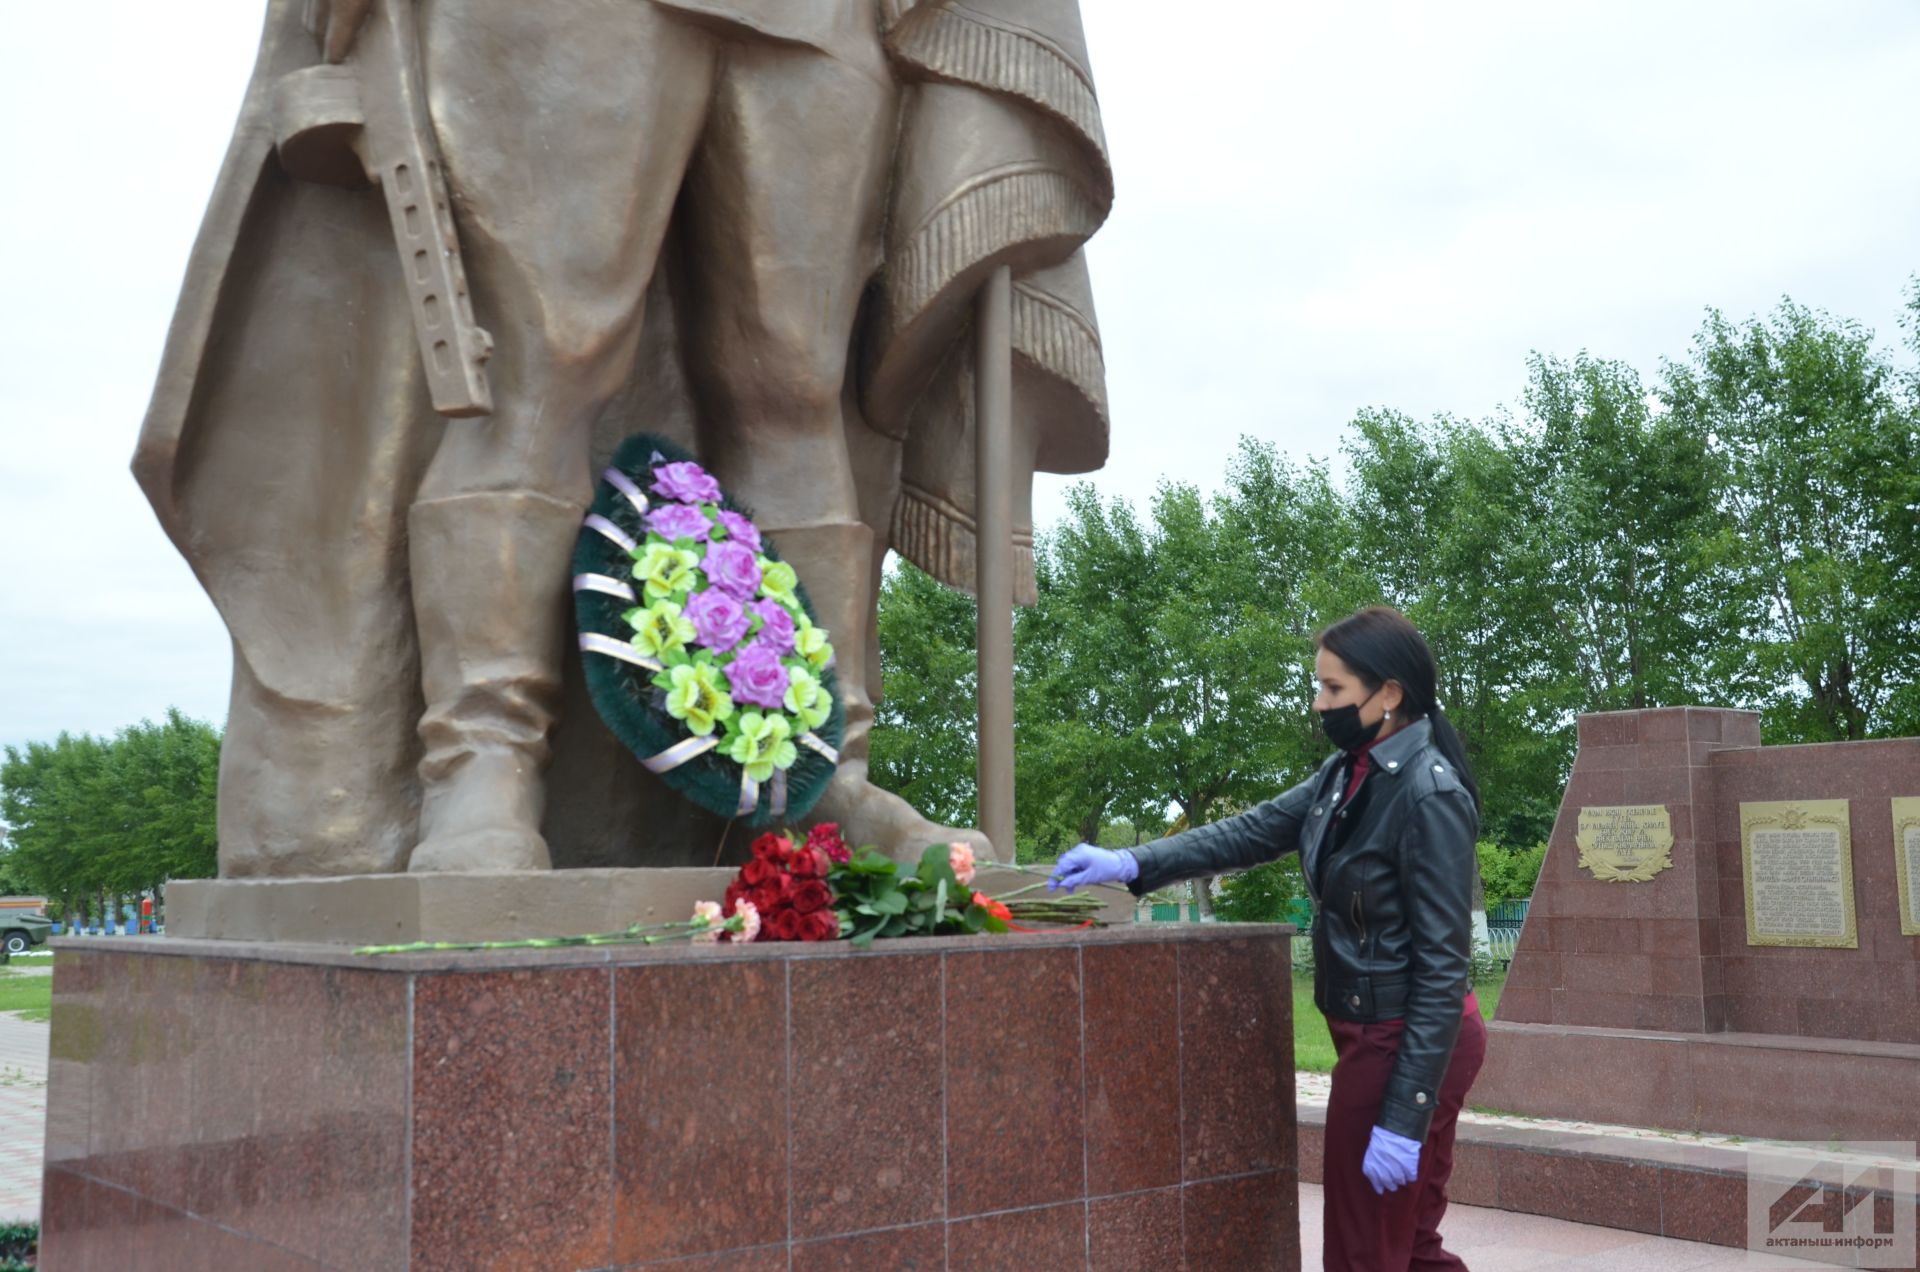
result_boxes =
[771,522,995,865]
[406,491,578,872]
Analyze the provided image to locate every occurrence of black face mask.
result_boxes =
[1317,689,1382,753]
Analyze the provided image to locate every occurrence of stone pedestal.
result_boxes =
[1477,705,1920,1140]
[40,925,1299,1271]
[162,865,1140,945]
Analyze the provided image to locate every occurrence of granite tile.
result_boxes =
[1577,713,1640,746]
[1182,1171,1298,1270]
[137,1204,333,1272]
[1493,1147,1663,1234]
[1577,713,1637,746]
[185,957,410,1271]
[1686,711,1726,743]
[46,951,104,1168]
[948,1201,1085,1271]
[1639,709,1690,742]
[1439,1139,1499,1208]
[1561,952,1650,995]
[615,960,788,1262]
[84,949,199,1202]
[39,1166,93,1271]
[1088,1188,1181,1270]
[1297,1119,1325,1183]
[1489,985,1552,1023]
[788,953,943,1239]
[618,1246,789,1272]
[1632,993,1705,1032]
[1180,937,1292,1180]
[412,967,613,1272]
[1795,994,1879,1042]
[1657,1164,1746,1247]
[790,1222,944,1271]
[946,947,1084,1218]
[1082,941,1180,1195]
[1648,955,1703,997]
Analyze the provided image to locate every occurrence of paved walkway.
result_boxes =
[1298,1183,1835,1269]
[0,1008,47,1225]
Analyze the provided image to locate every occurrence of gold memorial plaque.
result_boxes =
[1575,805,1675,882]
[1895,797,1920,938]
[1740,799,1857,948]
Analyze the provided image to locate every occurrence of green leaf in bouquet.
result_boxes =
[872,890,908,917]
[880,915,909,938]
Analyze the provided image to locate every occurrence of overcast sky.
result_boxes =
[5,1,1920,750]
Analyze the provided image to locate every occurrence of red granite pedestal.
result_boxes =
[39,924,1299,1271]
[1476,706,1920,1142]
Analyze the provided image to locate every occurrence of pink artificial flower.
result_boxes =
[684,587,751,652]
[651,461,722,504]
[691,899,724,942]
[726,642,790,710]
[704,540,763,601]
[750,598,796,655]
[949,841,977,886]
[716,510,763,552]
[646,503,712,543]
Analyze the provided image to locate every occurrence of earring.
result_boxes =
[1383,710,1392,721]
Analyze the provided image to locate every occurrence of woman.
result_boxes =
[1050,606,1487,1272]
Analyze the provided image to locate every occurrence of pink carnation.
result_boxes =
[691,899,724,942]
[949,841,977,886]
[731,898,762,942]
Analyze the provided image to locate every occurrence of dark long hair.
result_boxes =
[1316,607,1481,813]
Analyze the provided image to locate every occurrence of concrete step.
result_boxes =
[1297,1080,1918,1261]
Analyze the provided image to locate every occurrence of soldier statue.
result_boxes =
[134,0,1111,873]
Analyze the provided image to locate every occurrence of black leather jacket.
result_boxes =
[1125,718,1478,1143]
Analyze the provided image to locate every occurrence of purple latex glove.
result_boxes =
[1361,1125,1421,1194]
[1047,843,1138,892]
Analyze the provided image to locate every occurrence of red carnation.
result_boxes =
[791,879,833,914]
[768,908,805,942]
[742,858,776,887]
[751,883,785,915]
[724,881,747,912]
[973,891,1012,922]
[790,846,831,879]
[804,822,850,864]
[802,909,841,941]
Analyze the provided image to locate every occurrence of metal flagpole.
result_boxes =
[974,266,1016,860]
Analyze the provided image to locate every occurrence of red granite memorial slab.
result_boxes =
[39,923,1301,1270]
[1480,705,1920,1141]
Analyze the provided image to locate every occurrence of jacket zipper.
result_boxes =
[1350,890,1366,945]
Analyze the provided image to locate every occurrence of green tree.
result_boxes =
[0,710,221,917]
[1517,352,1719,713]
[1662,299,1919,740]
[868,562,981,830]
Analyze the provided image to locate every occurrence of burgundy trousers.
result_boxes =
[1321,989,1488,1272]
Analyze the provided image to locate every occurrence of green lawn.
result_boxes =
[0,972,52,1023]
[1293,974,1503,1074]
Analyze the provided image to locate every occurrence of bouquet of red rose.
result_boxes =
[714,823,1102,947]
[722,825,849,942]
